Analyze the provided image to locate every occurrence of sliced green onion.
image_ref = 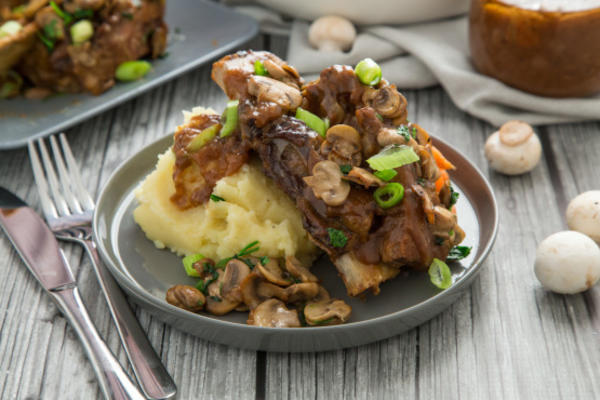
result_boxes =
[70,19,93,44]
[374,169,397,181]
[374,182,404,209]
[50,1,73,24]
[220,99,239,137]
[115,60,151,81]
[367,145,419,171]
[0,20,22,38]
[296,107,327,137]
[354,58,382,86]
[428,258,452,289]
[186,123,221,152]
[254,60,267,76]
[183,253,205,277]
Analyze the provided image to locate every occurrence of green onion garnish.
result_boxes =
[327,228,348,248]
[210,194,225,202]
[238,240,260,257]
[182,253,204,277]
[367,145,419,171]
[73,9,94,19]
[70,19,93,44]
[428,258,452,289]
[449,185,459,208]
[254,60,267,76]
[115,60,151,82]
[0,20,22,38]
[339,164,352,175]
[374,169,397,181]
[295,107,328,137]
[50,1,73,24]
[374,182,404,209]
[447,246,472,261]
[37,32,55,51]
[354,58,382,86]
[220,99,239,137]
[186,123,221,152]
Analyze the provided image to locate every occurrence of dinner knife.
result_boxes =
[0,187,145,400]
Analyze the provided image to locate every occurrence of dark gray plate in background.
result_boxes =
[0,0,257,150]
[93,134,498,352]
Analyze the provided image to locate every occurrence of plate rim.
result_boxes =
[93,132,499,347]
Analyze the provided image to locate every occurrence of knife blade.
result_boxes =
[0,187,75,290]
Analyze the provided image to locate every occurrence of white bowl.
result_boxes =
[256,0,469,25]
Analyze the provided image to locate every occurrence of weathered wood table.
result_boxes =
[1,34,599,400]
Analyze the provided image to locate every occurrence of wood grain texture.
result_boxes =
[2,31,600,400]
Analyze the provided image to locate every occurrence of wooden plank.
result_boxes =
[265,88,600,399]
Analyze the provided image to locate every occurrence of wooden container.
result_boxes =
[469,0,600,97]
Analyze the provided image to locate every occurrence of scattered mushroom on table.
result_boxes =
[484,120,542,175]
[566,191,600,243]
[308,15,356,52]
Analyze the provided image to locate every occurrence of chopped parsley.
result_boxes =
[417,177,427,186]
[327,228,348,248]
[449,186,459,208]
[195,261,219,295]
[121,11,134,20]
[37,32,55,51]
[209,295,222,302]
[447,246,472,261]
[73,9,94,19]
[397,125,411,142]
[339,164,352,174]
[259,256,269,266]
[210,194,225,202]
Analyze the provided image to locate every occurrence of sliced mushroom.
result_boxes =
[166,285,205,313]
[303,160,350,206]
[321,124,362,166]
[262,59,301,88]
[343,167,385,188]
[412,184,435,224]
[285,256,318,283]
[417,147,440,181]
[256,258,292,287]
[221,259,252,303]
[192,257,215,278]
[313,286,331,302]
[240,273,288,309]
[285,282,320,303]
[304,299,352,326]
[247,299,301,328]
[205,270,240,315]
[432,205,457,233]
[363,86,407,119]
[376,127,411,147]
[248,75,302,110]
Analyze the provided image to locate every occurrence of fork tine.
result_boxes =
[36,138,70,217]
[59,133,95,211]
[28,140,59,221]
[49,135,83,214]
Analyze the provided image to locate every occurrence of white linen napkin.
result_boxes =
[287,17,600,126]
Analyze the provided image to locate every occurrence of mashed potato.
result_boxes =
[133,144,318,266]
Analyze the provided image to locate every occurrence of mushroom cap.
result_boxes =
[221,259,252,303]
[304,298,352,325]
[303,160,350,206]
[285,282,320,303]
[285,256,318,283]
[534,231,600,294]
[248,75,302,110]
[256,258,292,287]
[484,121,541,175]
[240,273,288,309]
[566,191,600,243]
[308,15,356,52]
[247,299,301,328]
[165,285,205,313]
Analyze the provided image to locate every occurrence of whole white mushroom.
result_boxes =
[566,191,600,243]
[534,231,600,294]
[484,120,542,175]
[308,16,356,52]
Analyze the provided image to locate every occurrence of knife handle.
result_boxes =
[50,286,145,400]
[82,239,177,399]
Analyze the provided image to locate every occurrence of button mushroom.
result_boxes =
[534,231,600,294]
[377,127,412,147]
[256,258,292,287]
[247,299,301,328]
[363,86,407,119]
[248,75,302,110]
[304,299,352,326]
[205,270,240,315]
[484,120,542,175]
[308,16,356,52]
[566,191,600,243]
[285,256,318,283]
[303,160,351,206]
[343,167,385,188]
[285,282,320,303]
[240,273,288,309]
[220,259,252,303]
[166,285,205,313]
[262,59,302,88]
[321,124,362,166]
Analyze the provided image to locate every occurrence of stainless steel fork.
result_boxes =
[28,134,177,400]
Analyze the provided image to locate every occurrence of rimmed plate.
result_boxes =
[93,134,498,352]
[0,0,257,150]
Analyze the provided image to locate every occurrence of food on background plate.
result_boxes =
[469,0,600,97]
[135,51,470,327]
[566,191,600,243]
[534,231,600,294]
[484,120,541,175]
[0,0,167,98]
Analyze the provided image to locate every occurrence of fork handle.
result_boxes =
[83,239,177,400]
[50,287,145,400]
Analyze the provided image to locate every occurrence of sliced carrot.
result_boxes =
[435,169,449,194]
[432,146,455,170]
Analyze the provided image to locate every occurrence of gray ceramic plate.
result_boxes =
[0,0,257,150]
[94,134,498,352]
